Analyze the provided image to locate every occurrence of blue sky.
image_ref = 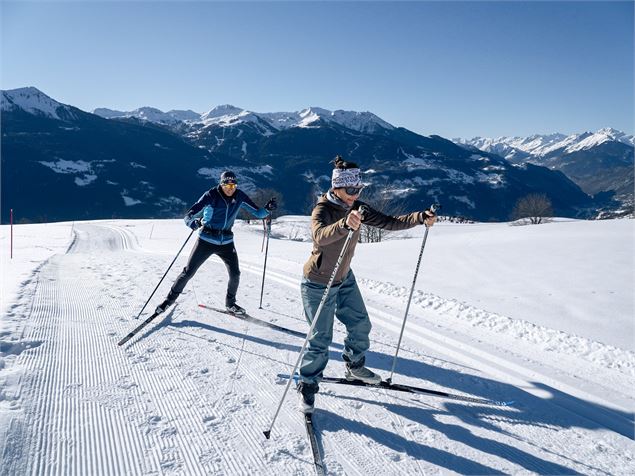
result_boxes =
[1,1,633,138]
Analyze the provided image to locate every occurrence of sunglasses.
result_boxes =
[221,182,237,189]
[343,186,364,196]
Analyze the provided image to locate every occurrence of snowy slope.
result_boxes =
[1,218,633,474]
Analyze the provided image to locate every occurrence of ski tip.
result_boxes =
[263,430,271,440]
[490,400,514,407]
[198,304,206,308]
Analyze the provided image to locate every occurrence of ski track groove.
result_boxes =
[126,298,282,474]
[102,231,259,474]
[5,225,288,475]
[29,274,56,476]
[120,261,249,473]
[124,323,218,475]
[162,311,313,473]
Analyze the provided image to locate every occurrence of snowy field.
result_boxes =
[0,217,633,475]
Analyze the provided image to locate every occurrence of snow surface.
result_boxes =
[1,218,634,474]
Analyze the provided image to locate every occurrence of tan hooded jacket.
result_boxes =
[303,193,426,285]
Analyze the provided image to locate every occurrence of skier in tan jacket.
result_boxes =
[298,155,437,413]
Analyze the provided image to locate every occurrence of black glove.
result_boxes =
[189,218,202,230]
[264,197,277,211]
[421,204,439,225]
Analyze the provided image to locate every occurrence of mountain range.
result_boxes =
[456,130,634,214]
[2,86,631,224]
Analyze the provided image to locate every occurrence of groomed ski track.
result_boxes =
[1,222,633,475]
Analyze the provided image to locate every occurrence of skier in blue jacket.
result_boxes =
[155,170,277,315]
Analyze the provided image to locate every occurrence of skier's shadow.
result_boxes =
[170,312,346,353]
[128,307,632,474]
[172,319,301,353]
[315,408,508,475]
[359,347,635,440]
[168,312,635,443]
[319,396,586,475]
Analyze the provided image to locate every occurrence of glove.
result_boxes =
[421,209,437,226]
[264,197,277,211]
[189,218,202,230]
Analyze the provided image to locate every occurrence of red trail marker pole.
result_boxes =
[10,208,14,259]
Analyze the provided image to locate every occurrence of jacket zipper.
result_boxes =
[219,193,230,245]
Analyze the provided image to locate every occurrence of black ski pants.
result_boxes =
[170,238,241,307]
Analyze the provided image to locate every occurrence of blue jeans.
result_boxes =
[299,270,371,385]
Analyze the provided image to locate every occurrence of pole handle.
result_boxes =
[258,219,272,309]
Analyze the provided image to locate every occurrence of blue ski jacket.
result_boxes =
[184,186,270,245]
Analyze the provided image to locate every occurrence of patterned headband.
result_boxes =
[332,168,362,189]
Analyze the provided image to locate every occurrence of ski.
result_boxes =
[198,304,306,338]
[278,374,513,407]
[118,309,164,346]
[304,413,326,476]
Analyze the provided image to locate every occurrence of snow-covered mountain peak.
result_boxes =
[193,105,395,133]
[1,86,72,120]
[592,127,633,145]
[597,127,622,136]
[296,107,326,127]
[199,106,269,128]
[165,109,201,122]
[291,107,394,132]
[93,106,202,125]
[132,107,168,122]
[92,98,395,134]
[458,128,633,160]
[200,104,244,121]
[330,109,395,133]
[564,128,634,153]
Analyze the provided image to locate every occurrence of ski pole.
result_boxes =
[261,220,266,252]
[264,207,365,439]
[386,204,438,384]
[134,228,195,320]
[118,310,164,346]
[258,217,272,309]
